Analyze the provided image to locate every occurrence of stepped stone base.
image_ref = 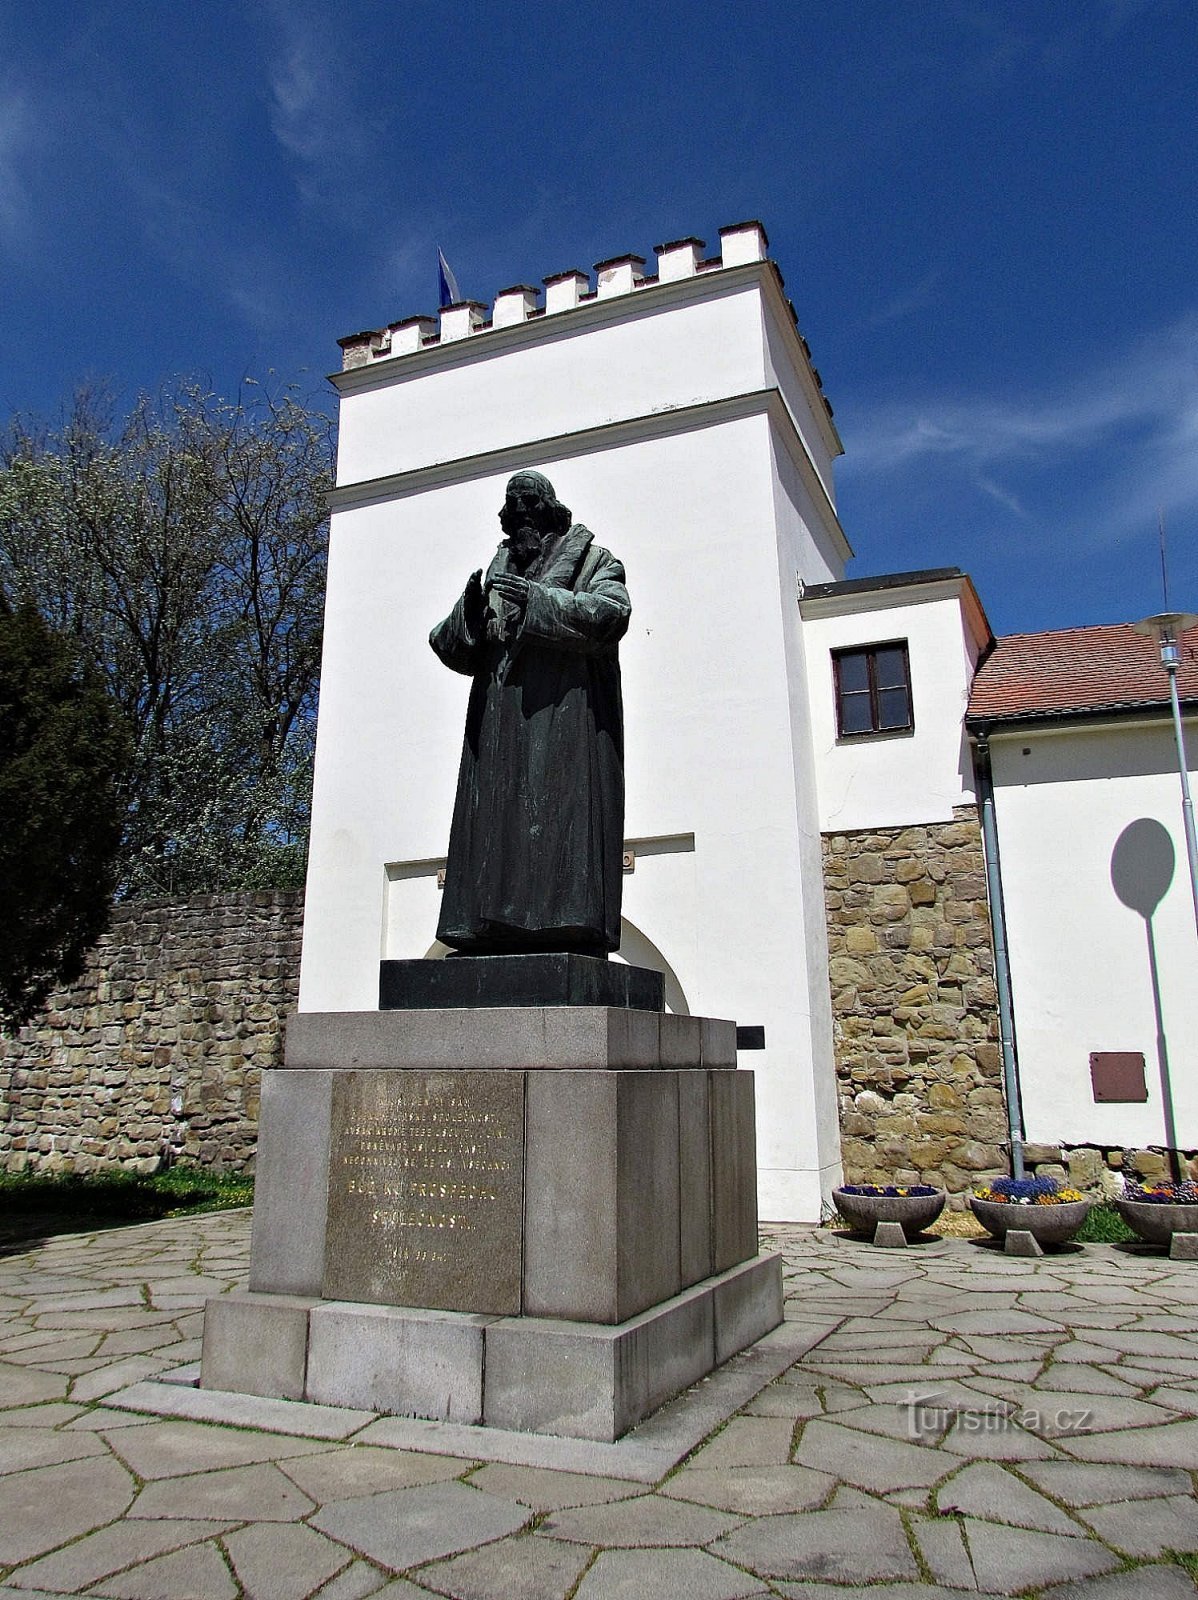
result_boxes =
[201,982,783,1441]
[201,1252,782,1441]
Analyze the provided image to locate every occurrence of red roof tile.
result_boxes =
[968,622,1198,723]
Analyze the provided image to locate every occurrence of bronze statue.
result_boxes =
[430,470,629,956]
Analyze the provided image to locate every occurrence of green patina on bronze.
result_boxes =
[430,471,629,956]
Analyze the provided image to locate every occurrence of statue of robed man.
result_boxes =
[429,470,630,956]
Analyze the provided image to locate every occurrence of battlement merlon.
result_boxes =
[334,220,837,444]
[329,225,838,489]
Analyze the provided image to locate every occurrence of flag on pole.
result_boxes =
[438,248,461,309]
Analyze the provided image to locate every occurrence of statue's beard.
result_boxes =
[504,523,542,573]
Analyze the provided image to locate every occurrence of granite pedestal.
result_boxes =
[200,961,782,1441]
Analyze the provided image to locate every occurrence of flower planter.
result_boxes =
[834,1187,946,1244]
[968,1194,1091,1249]
[1115,1198,1198,1255]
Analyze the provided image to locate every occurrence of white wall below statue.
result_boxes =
[300,407,844,1219]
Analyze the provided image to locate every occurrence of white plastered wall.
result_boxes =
[801,585,985,832]
[301,259,850,1219]
[989,720,1198,1150]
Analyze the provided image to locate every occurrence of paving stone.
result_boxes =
[2,1335,100,1365]
[25,1289,145,1314]
[3,1403,87,1427]
[1117,1359,1198,1385]
[743,1382,823,1419]
[72,1356,176,1404]
[0,1453,136,1565]
[224,1522,352,1600]
[310,1481,531,1571]
[0,1424,107,1473]
[8,1519,235,1592]
[1149,1386,1198,1414]
[909,1515,978,1588]
[65,1407,156,1430]
[819,1386,868,1413]
[103,1419,331,1478]
[833,1399,957,1442]
[1062,1417,1198,1467]
[931,1309,1068,1336]
[541,1493,741,1547]
[1080,1330,1198,1360]
[826,1486,883,1510]
[465,1463,642,1511]
[940,1414,1060,1460]
[772,1586,1002,1600]
[1078,1495,1198,1557]
[90,1540,238,1600]
[418,1533,592,1600]
[960,1518,1121,1593]
[792,1419,953,1491]
[0,1364,69,1409]
[97,1327,183,1357]
[132,1463,316,1522]
[574,1546,766,1600]
[712,1504,919,1583]
[1051,1341,1139,1364]
[1019,1460,1194,1506]
[1049,1566,1198,1600]
[662,1464,836,1515]
[688,1416,796,1467]
[935,1462,1084,1533]
[1018,1390,1182,1434]
[277,1447,470,1503]
[371,1583,453,1600]
[310,1560,388,1600]
[1036,1364,1143,1396]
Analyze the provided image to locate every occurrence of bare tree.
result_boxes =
[0,380,332,895]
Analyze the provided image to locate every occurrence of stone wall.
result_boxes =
[0,892,304,1175]
[822,808,1007,1201]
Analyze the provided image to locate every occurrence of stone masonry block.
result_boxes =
[248,1070,332,1295]
[200,1290,315,1401]
[523,1070,681,1322]
[483,1277,715,1441]
[285,1008,714,1072]
[712,1252,784,1364]
[678,1070,713,1287]
[306,1300,490,1421]
[710,1070,758,1273]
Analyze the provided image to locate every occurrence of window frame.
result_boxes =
[831,640,914,739]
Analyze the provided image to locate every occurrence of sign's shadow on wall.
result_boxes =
[1110,818,1178,1164]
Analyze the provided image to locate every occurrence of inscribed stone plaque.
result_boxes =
[324,1070,524,1314]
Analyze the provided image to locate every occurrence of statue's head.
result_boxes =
[499,471,572,569]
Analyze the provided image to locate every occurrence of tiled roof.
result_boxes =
[967,622,1198,723]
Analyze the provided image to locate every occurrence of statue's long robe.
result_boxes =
[430,525,630,954]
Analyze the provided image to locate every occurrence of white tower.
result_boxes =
[301,221,851,1219]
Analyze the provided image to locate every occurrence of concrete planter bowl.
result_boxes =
[968,1194,1091,1247]
[834,1187,947,1239]
[1115,1198,1198,1249]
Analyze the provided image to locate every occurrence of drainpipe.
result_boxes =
[972,728,1025,1179]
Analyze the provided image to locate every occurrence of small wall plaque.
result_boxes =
[1089,1052,1148,1103]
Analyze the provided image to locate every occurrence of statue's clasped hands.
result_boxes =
[488,571,530,613]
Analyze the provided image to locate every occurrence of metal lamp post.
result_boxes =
[1131,611,1198,942]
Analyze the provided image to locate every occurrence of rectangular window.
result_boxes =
[832,642,913,737]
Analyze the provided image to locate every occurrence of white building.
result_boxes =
[302,221,1198,1220]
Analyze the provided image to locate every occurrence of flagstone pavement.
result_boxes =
[0,1210,1195,1600]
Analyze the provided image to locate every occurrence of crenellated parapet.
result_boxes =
[337,219,833,421]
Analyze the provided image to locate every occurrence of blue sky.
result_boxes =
[2,0,1195,636]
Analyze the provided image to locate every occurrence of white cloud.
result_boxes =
[841,313,1198,545]
[259,1,365,206]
